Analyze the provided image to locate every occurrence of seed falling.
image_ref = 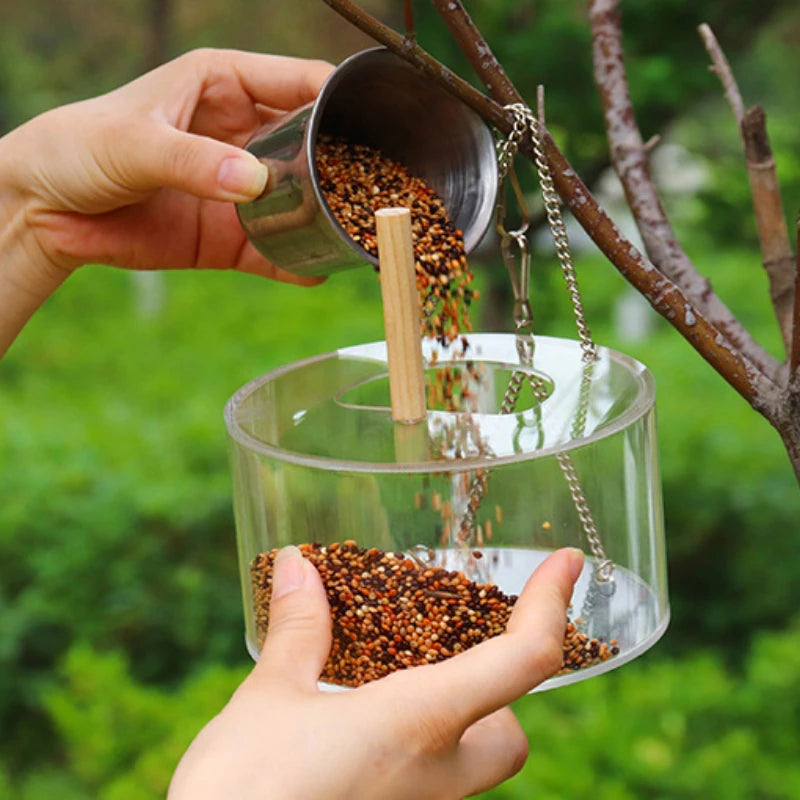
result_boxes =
[251,542,617,687]
[316,136,496,549]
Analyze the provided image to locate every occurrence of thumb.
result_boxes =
[123,124,270,202]
[253,546,332,690]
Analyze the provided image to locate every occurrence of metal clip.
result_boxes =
[496,167,534,364]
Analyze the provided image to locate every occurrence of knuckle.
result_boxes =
[519,630,563,682]
[267,603,318,638]
[160,139,200,181]
[180,47,219,68]
[405,704,456,755]
[416,718,453,754]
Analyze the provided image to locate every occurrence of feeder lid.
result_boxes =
[225,333,655,473]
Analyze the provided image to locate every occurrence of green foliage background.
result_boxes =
[1,0,799,797]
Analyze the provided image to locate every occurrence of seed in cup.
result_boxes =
[315,136,478,348]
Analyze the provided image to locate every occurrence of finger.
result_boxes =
[122,125,270,202]
[390,548,583,739]
[235,241,328,287]
[41,197,330,285]
[454,708,528,797]
[251,546,332,691]
[195,49,334,112]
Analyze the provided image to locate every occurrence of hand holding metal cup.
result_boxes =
[236,47,498,277]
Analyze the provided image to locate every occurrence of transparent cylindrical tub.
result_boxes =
[225,333,669,690]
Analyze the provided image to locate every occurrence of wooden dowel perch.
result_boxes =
[375,207,427,424]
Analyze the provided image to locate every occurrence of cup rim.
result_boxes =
[305,46,499,266]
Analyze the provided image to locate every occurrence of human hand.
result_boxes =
[168,545,583,800]
[1,48,332,283]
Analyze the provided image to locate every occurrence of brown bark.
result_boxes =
[430,0,520,103]
[544,140,780,414]
[429,0,782,407]
[589,0,780,382]
[740,105,796,351]
[698,22,745,122]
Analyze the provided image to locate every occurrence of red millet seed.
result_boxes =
[250,542,616,687]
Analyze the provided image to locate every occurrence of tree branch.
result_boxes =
[320,0,783,415]
[699,24,795,357]
[430,0,520,102]
[544,140,781,412]
[741,106,796,351]
[427,0,782,405]
[590,0,780,382]
[320,0,511,128]
[698,22,745,122]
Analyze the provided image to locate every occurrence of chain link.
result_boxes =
[500,103,597,363]
[455,102,614,585]
[491,102,614,585]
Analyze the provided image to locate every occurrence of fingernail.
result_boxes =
[217,154,269,201]
[271,546,307,600]
[565,547,584,584]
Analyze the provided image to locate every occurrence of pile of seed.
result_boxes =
[251,541,617,687]
[562,620,619,671]
[316,136,477,347]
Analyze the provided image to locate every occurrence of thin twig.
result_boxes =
[698,22,745,122]
[699,23,795,357]
[321,0,782,414]
[643,134,661,153]
[740,105,796,351]
[404,0,415,42]
[536,85,545,127]
[589,0,780,382]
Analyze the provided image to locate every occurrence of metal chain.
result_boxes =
[490,102,614,584]
[500,103,597,363]
[457,368,548,540]
[557,457,613,582]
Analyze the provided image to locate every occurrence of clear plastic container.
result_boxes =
[225,333,669,690]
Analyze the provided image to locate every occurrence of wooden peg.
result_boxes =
[375,207,427,424]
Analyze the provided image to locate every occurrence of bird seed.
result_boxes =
[251,542,618,687]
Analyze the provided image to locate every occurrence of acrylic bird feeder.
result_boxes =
[227,50,669,692]
[226,330,668,690]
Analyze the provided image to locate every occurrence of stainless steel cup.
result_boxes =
[237,47,498,277]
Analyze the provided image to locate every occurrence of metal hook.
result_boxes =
[496,169,530,240]
[496,166,533,335]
